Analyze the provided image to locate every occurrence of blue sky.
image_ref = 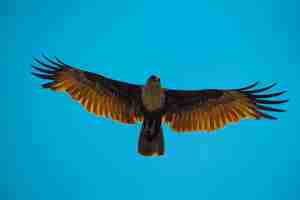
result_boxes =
[3,0,299,199]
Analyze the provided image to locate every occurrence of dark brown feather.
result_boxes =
[164,83,287,132]
[32,55,143,124]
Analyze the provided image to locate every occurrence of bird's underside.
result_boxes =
[32,55,288,156]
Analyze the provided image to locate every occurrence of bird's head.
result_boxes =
[147,75,161,87]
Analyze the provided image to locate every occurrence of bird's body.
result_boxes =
[139,75,166,155]
[32,55,288,156]
[141,76,165,112]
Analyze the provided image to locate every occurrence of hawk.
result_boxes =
[32,55,288,156]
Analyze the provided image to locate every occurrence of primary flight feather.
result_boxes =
[32,55,288,156]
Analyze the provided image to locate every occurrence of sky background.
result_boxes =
[3,0,299,199]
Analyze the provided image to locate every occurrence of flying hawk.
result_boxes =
[32,55,288,156]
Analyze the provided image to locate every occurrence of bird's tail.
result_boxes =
[138,116,164,156]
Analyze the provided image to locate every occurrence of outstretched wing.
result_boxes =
[32,55,143,124]
[163,82,288,132]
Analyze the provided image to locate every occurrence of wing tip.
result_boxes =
[236,82,288,120]
[236,81,259,91]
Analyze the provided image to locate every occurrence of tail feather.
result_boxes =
[138,117,164,156]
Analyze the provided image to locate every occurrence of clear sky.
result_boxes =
[3,0,299,200]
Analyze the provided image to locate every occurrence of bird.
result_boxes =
[32,55,288,156]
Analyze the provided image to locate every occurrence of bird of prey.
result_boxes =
[32,55,288,156]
